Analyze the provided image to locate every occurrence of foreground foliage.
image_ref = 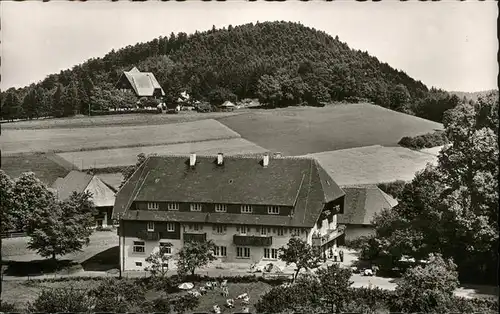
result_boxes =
[365,94,499,284]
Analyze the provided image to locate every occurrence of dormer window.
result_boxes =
[215,204,227,213]
[190,203,202,212]
[241,205,253,214]
[148,202,159,210]
[167,203,179,211]
[267,206,280,215]
[147,221,155,232]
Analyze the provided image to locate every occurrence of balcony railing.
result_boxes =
[184,233,207,243]
[233,235,272,246]
[137,230,160,241]
[312,225,346,246]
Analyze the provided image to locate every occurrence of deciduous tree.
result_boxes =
[279,237,322,282]
[316,263,353,313]
[176,240,216,277]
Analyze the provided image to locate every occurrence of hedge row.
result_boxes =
[90,108,161,116]
[398,130,449,150]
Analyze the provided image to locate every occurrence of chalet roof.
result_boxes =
[113,155,344,227]
[52,170,116,207]
[338,185,398,225]
[122,67,165,97]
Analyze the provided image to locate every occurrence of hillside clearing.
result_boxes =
[305,145,438,186]
[217,104,443,155]
[57,138,269,169]
[1,119,241,154]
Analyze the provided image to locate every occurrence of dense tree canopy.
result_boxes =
[0,21,479,122]
[364,93,499,284]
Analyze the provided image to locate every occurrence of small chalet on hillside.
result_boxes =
[52,171,116,228]
[115,67,165,98]
[112,153,346,271]
[337,185,398,243]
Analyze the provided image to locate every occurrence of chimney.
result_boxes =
[262,153,269,167]
[217,153,224,165]
[189,153,196,167]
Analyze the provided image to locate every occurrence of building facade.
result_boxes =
[113,153,345,271]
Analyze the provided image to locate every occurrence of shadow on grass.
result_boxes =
[81,246,119,271]
[2,259,81,277]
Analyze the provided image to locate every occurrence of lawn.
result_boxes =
[57,138,268,169]
[0,111,244,130]
[2,278,272,313]
[305,145,438,186]
[1,153,73,186]
[1,119,242,154]
[217,103,444,156]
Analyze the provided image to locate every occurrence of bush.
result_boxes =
[0,300,19,312]
[377,180,407,200]
[171,294,200,314]
[398,130,449,150]
[449,296,499,313]
[89,277,146,312]
[196,101,213,113]
[27,287,94,313]
[347,287,395,312]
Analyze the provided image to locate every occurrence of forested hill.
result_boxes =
[1,21,464,122]
[450,90,499,103]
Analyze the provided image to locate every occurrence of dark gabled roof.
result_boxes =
[52,170,93,200]
[52,170,116,207]
[338,185,398,225]
[113,155,344,228]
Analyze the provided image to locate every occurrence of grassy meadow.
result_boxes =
[218,104,444,156]
[1,119,241,154]
[57,138,268,169]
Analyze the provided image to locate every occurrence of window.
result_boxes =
[159,242,172,255]
[215,204,227,213]
[190,203,202,212]
[264,248,279,259]
[267,206,280,215]
[237,225,247,235]
[214,225,226,234]
[147,222,155,232]
[167,203,179,211]
[133,241,145,253]
[277,228,284,236]
[148,202,159,210]
[135,262,143,267]
[237,247,250,258]
[167,223,175,232]
[241,205,253,214]
[261,227,267,236]
[214,246,227,257]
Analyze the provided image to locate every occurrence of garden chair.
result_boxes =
[226,298,235,308]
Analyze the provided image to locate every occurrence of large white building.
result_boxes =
[113,153,345,271]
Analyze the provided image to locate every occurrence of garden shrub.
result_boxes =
[0,300,19,312]
[89,277,146,312]
[27,287,94,313]
[170,294,200,314]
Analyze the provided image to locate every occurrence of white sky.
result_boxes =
[1,0,497,92]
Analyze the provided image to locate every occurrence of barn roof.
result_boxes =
[52,170,116,207]
[338,185,398,225]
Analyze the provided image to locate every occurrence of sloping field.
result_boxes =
[57,138,269,169]
[1,119,241,154]
[0,111,244,130]
[305,145,438,186]
[1,153,72,186]
[217,104,443,156]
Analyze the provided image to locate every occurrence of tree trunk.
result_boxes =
[293,268,300,283]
